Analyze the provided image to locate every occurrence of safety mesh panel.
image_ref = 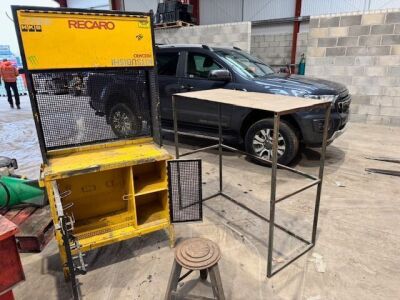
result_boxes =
[148,68,162,145]
[168,160,202,222]
[31,69,152,150]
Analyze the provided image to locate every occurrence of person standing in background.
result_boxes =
[0,59,20,109]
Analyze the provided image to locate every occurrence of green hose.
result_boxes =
[0,176,44,208]
[0,181,11,209]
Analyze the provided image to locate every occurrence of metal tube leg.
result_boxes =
[172,96,179,159]
[311,106,331,244]
[164,260,182,300]
[218,103,223,193]
[60,217,80,300]
[267,113,280,277]
[200,269,208,280]
[209,264,225,300]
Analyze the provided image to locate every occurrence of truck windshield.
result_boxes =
[214,49,274,79]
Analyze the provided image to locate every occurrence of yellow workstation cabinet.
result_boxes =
[41,139,175,276]
[12,7,203,292]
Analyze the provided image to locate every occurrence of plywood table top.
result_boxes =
[174,89,330,115]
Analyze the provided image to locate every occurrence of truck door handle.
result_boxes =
[180,85,194,90]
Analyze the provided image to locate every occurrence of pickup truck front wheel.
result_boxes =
[245,118,299,165]
[109,103,142,137]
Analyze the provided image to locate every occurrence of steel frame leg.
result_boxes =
[218,103,223,193]
[312,107,331,244]
[172,96,180,159]
[267,113,280,277]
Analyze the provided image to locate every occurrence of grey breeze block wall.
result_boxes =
[306,10,400,126]
[250,32,308,68]
[155,22,251,52]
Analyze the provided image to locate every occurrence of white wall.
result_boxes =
[67,0,110,9]
[200,0,295,25]
[199,0,400,25]
[124,0,158,12]
[200,0,243,25]
[302,0,400,16]
[243,0,295,21]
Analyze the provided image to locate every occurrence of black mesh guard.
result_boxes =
[31,69,152,151]
[168,160,202,223]
[147,68,162,146]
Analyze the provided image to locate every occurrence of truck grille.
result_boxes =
[335,89,351,113]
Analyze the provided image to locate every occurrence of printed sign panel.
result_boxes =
[16,10,154,70]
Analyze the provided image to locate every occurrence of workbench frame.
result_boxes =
[171,93,331,278]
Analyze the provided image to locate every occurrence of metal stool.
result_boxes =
[164,238,225,300]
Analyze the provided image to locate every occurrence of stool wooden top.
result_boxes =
[175,238,221,270]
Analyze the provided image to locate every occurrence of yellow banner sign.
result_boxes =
[16,10,154,70]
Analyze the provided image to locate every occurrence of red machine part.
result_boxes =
[0,291,14,300]
[0,216,25,299]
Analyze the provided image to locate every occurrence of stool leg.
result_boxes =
[209,265,225,300]
[208,267,219,299]
[200,269,208,280]
[164,260,182,300]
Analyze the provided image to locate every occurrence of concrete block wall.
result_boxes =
[307,10,400,126]
[250,32,308,68]
[155,22,251,52]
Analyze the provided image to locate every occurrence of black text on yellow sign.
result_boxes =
[17,11,154,70]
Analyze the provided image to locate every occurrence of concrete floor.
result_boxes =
[1,96,400,300]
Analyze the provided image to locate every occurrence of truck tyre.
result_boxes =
[245,118,299,166]
[109,103,142,137]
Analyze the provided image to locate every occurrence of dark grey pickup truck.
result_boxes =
[88,44,350,165]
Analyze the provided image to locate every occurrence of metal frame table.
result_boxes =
[171,88,331,278]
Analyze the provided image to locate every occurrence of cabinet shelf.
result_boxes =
[134,177,168,196]
[73,210,134,235]
[136,191,168,227]
[133,161,167,196]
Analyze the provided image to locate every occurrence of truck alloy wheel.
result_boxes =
[109,103,142,137]
[245,118,299,165]
[252,129,286,160]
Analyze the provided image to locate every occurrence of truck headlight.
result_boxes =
[304,94,339,106]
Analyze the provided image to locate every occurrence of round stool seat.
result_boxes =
[175,238,221,270]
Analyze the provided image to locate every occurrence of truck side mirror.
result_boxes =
[208,69,231,82]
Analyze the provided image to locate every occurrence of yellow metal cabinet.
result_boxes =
[41,139,175,278]
[12,7,201,297]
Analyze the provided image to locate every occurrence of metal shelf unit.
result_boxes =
[171,88,331,277]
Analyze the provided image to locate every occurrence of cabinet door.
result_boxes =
[167,159,202,223]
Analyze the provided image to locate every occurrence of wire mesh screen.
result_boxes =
[31,69,152,151]
[168,160,202,222]
[147,68,161,145]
